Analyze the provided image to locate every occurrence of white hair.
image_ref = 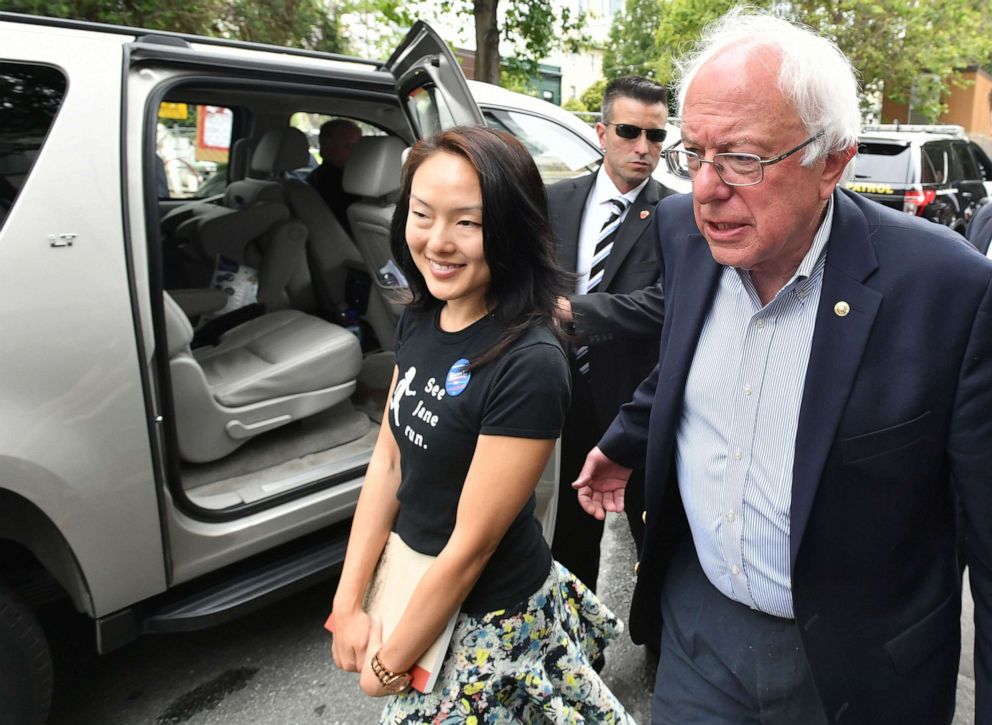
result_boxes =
[675,8,861,165]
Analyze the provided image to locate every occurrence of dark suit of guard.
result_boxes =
[601,188,992,724]
[548,170,676,592]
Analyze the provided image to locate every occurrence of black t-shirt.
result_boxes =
[389,304,570,613]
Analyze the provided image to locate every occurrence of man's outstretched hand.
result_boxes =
[572,446,632,519]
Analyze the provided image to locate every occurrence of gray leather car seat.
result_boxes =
[174,201,307,313]
[163,291,362,463]
[245,127,363,319]
[344,135,409,351]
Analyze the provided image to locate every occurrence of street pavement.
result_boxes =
[45,513,976,724]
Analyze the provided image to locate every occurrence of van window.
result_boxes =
[157,102,235,199]
[0,62,67,227]
[853,141,911,183]
[404,85,455,137]
[922,143,949,184]
[952,141,981,181]
[289,113,386,181]
[482,108,601,183]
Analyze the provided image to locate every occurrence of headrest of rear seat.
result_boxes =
[342,136,407,200]
[251,127,310,175]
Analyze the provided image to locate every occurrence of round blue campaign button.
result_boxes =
[445,358,471,396]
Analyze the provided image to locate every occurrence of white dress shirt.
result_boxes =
[575,167,649,293]
[675,195,834,619]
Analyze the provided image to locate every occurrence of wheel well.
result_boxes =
[0,490,92,615]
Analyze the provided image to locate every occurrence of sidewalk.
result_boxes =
[596,514,977,724]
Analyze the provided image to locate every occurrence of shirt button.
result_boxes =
[731,564,741,576]
[725,511,736,523]
[733,447,743,460]
[743,384,752,396]
[756,319,765,329]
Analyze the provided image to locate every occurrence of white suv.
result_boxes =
[0,14,561,723]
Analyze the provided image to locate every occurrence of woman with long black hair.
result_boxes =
[330,126,633,723]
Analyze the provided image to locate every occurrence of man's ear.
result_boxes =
[820,144,857,199]
[595,122,608,152]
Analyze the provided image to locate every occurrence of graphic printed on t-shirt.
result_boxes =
[392,363,468,450]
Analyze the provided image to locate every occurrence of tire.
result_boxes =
[0,583,53,725]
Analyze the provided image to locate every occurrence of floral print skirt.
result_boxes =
[379,561,635,724]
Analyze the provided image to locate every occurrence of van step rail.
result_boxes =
[96,530,349,653]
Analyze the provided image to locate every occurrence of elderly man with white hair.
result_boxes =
[573,9,992,725]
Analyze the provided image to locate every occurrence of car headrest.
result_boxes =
[251,127,310,175]
[229,136,257,182]
[342,136,407,199]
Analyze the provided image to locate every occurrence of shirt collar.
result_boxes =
[592,165,649,208]
[793,193,834,282]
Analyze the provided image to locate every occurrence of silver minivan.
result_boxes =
[0,14,562,723]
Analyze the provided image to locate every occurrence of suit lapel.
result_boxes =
[789,190,881,565]
[553,174,595,275]
[601,180,663,289]
[654,231,722,447]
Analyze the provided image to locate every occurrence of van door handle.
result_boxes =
[48,233,77,248]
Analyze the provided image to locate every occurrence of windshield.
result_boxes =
[853,141,911,183]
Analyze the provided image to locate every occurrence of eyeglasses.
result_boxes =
[663,131,825,187]
[605,123,667,144]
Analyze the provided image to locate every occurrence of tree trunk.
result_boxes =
[474,0,501,85]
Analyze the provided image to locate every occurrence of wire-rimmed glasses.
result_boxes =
[663,130,825,187]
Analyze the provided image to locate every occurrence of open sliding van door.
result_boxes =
[386,21,484,136]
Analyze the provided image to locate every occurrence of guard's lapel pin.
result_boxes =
[640,209,650,220]
[834,301,850,317]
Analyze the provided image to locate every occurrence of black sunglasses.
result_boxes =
[606,123,667,144]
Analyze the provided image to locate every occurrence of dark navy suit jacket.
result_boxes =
[600,188,992,724]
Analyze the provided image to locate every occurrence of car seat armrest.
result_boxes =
[168,288,229,318]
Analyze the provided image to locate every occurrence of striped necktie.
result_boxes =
[576,196,630,376]
[587,196,630,293]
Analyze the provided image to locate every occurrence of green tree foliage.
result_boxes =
[361,0,585,87]
[3,0,348,52]
[562,95,587,112]
[580,78,608,113]
[652,0,741,84]
[788,0,992,123]
[650,0,992,122]
[602,0,663,80]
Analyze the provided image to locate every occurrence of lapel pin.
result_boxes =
[640,209,650,220]
[834,301,850,317]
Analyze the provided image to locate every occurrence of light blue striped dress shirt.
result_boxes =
[675,196,834,619]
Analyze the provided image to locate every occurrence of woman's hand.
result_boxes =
[359,616,394,697]
[330,607,372,673]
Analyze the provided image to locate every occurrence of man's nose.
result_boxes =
[692,160,732,204]
[632,132,651,155]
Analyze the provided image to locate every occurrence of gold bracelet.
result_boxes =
[371,651,412,693]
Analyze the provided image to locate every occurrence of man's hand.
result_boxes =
[555,296,574,324]
[572,446,632,519]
